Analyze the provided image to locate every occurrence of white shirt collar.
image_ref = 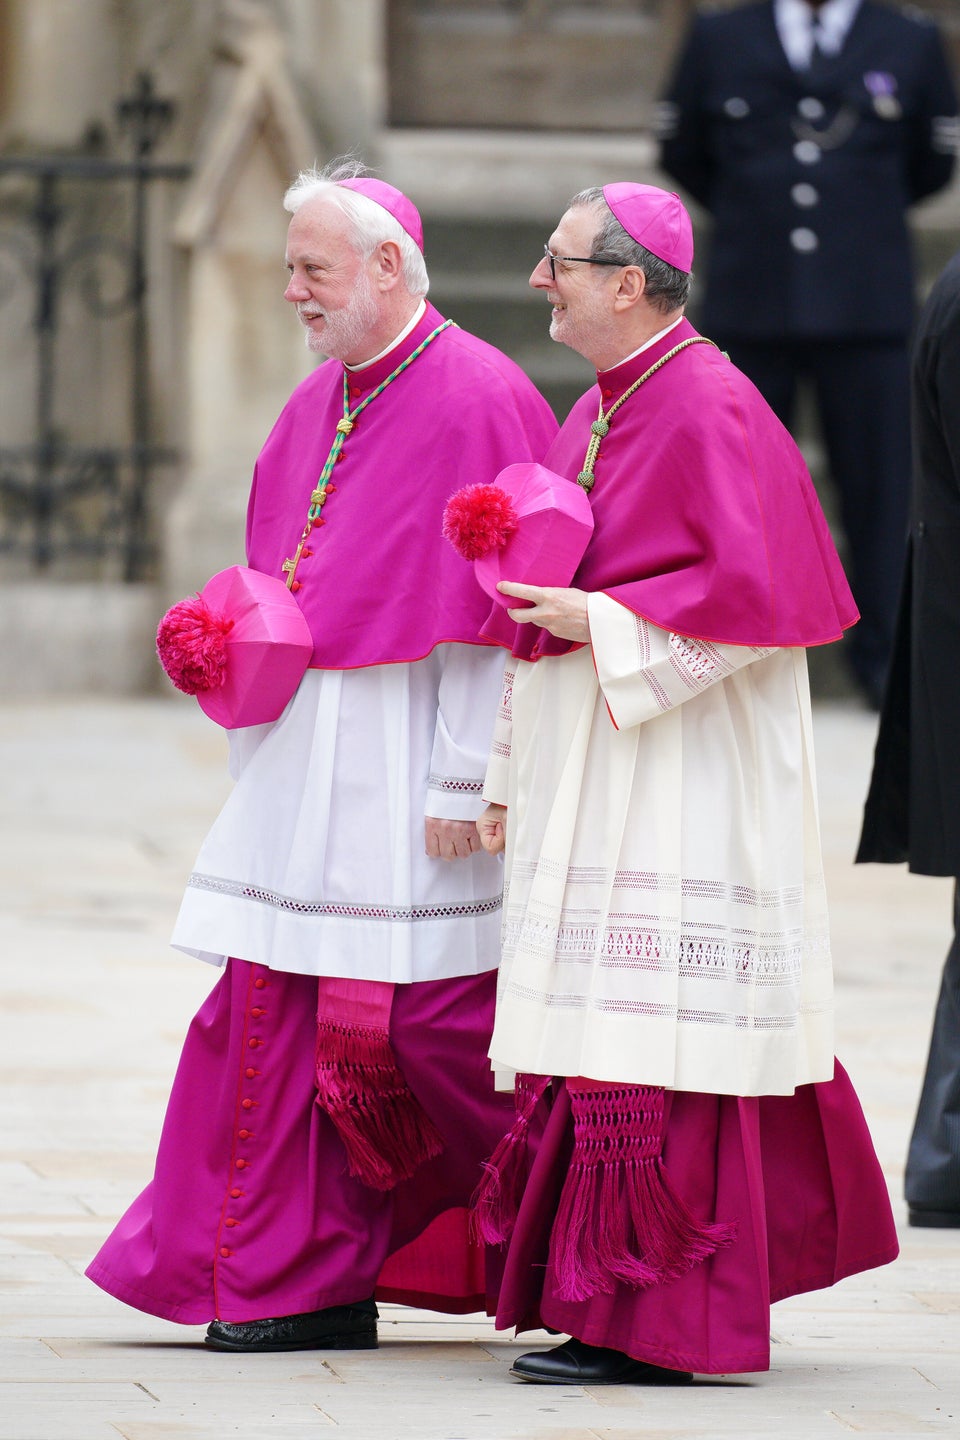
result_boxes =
[607,315,685,373]
[774,0,862,70]
[344,299,427,372]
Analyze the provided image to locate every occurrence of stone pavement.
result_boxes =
[1,695,958,1440]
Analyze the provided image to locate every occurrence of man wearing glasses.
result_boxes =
[474,183,898,1385]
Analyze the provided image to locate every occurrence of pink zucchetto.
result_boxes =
[337,177,425,253]
[602,182,694,274]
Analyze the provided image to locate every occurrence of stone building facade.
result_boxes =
[0,0,957,693]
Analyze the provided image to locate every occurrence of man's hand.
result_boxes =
[425,817,482,860]
[498,582,590,642]
[477,803,507,855]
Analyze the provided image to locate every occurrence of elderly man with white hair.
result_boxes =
[86,160,557,1352]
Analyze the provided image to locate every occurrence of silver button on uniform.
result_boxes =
[798,97,826,121]
[793,140,821,164]
[790,227,819,253]
[791,182,820,207]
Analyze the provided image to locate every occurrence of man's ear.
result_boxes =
[373,239,404,290]
[612,264,647,312]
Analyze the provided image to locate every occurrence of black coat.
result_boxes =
[857,249,960,876]
[658,0,958,341]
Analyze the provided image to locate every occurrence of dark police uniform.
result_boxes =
[658,0,958,704]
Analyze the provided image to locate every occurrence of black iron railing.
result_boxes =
[0,74,190,581]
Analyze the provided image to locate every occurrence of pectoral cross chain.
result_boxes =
[280,319,456,590]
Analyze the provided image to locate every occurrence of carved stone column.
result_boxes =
[165,0,319,603]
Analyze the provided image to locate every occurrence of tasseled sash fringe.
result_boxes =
[550,1080,737,1302]
[314,980,444,1191]
[471,1073,551,1243]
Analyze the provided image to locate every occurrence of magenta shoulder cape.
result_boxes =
[246,303,558,671]
[482,318,858,660]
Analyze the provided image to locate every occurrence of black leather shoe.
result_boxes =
[205,1299,378,1352]
[908,1206,960,1229]
[510,1336,692,1385]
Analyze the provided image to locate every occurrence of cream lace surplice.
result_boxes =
[484,593,835,1097]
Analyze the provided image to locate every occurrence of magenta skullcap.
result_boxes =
[337,177,424,253]
[602,183,693,273]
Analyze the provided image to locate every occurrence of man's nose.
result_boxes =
[284,272,308,302]
[530,255,552,290]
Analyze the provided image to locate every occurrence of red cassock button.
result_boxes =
[225,1218,238,1228]
[245,1067,257,1079]
[219,1247,231,1258]
[248,1039,260,1049]
[254,978,267,990]
[238,1129,252,1140]
[241,1099,254,1110]
[235,1159,247,1170]
[251,1007,265,1018]
[230,1188,242,1198]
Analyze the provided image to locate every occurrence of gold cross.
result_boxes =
[282,546,304,588]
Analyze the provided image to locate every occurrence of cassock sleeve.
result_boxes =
[589,593,775,731]
[425,643,504,821]
[482,656,515,808]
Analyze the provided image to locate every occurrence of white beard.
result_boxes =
[301,270,380,359]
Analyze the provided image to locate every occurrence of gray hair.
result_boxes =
[569,186,690,315]
[284,157,429,297]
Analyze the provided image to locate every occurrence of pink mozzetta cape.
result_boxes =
[483,318,858,660]
[245,303,558,670]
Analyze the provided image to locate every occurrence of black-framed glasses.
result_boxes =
[542,244,624,281]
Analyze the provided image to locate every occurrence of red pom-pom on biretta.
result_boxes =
[155,567,314,728]
[443,463,595,607]
[442,483,519,561]
[156,596,234,695]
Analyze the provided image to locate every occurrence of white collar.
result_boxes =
[344,299,427,372]
[608,315,685,372]
[774,0,862,69]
